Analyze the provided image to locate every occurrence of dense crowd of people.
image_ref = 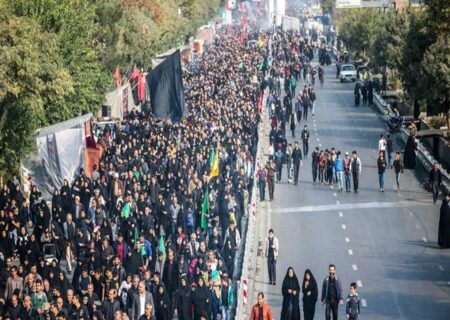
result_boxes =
[0,25,267,320]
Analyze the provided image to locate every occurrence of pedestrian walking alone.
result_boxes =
[301,125,310,158]
[267,161,276,201]
[302,269,318,320]
[280,267,301,320]
[310,88,316,116]
[345,282,361,320]
[321,264,344,320]
[393,152,403,191]
[292,142,303,185]
[429,162,443,204]
[265,229,279,285]
[256,165,267,201]
[250,292,273,320]
[351,151,362,193]
[438,192,450,248]
[377,151,387,192]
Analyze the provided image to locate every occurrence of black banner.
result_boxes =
[147,50,186,122]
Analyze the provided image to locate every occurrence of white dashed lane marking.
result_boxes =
[352,264,358,271]
[361,299,367,307]
[333,193,337,197]
[339,212,343,217]
[348,249,353,255]
[342,224,346,230]
[357,280,363,287]
[422,237,428,243]
[345,237,350,243]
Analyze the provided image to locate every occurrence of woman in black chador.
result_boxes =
[302,269,318,320]
[281,267,301,320]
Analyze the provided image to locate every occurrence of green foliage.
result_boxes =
[337,3,449,121]
[337,9,385,60]
[0,15,74,174]
[321,0,335,14]
[0,0,221,175]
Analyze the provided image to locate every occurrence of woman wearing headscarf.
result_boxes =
[155,283,172,320]
[26,233,41,265]
[191,277,211,320]
[302,269,318,320]
[174,276,192,320]
[60,179,72,213]
[280,267,301,320]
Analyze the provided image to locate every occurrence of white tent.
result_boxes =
[21,114,92,200]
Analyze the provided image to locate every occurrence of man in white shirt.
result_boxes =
[378,134,387,159]
[131,281,154,320]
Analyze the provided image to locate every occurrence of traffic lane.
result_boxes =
[317,66,450,317]
[269,208,352,318]
[266,67,450,318]
[341,205,450,320]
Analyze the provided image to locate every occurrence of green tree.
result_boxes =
[6,0,109,117]
[0,15,74,174]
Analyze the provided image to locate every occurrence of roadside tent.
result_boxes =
[99,82,142,120]
[20,114,100,200]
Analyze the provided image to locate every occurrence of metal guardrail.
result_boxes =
[373,93,450,192]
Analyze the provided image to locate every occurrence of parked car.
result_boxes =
[339,64,357,82]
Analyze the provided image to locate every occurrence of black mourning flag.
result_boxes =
[147,50,186,122]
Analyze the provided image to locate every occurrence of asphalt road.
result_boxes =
[252,63,450,320]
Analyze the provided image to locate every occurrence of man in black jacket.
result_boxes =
[101,289,120,320]
[292,142,303,185]
[312,147,320,183]
[429,162,443,204]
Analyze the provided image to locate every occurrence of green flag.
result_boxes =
[158,235,166,257]
[134,228,139,244]
[201,189,209,230]
[209,148,215,166]
[122,202,130,219]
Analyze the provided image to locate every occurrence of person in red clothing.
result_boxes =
[250,292,273,320]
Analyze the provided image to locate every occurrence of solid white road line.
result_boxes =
[270,200,430,213]
[357,280,363,287]
[342,224,346,230]
[348,249,353,255]
[352,264,358,271]
[361,299,367,307]
[345,237,350,243]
